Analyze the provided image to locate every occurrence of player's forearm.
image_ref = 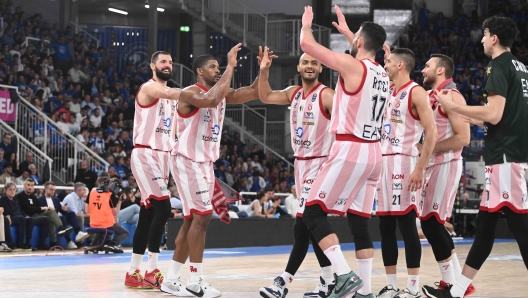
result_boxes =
[432,134,470,153]
[452,104,499,124]
[300,27,318,56]
[416,131,437,170]
[258,68,273,103]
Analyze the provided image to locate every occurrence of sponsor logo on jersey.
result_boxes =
[502,191,510,199]
[392,174,404,180]
[381,133,401,145]
[394,102,401,108]
[433,203,439,210]
[303,121,314,125]
[161,118,171,127]
[312,94,317,102]
[204,111,211,122]
[390,119,403,124]
[336,198,347,205]
[295,127,304,138]
[393,183,403,190]
[391,109,401,117]
[400,92,407,100]
[212,124,221,135]
[384,124,391,135]
[307,104,313,111]
[202,135,218,142]
[485,177,491,185]
[196,189,209,195]
[411,195,416,202]
[319,191,327,199]
[293,138,312,147]
[304,112,314,119]
[304,179,314,184]
[295,92,301,100]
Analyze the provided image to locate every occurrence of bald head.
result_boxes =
[298,53,322,83]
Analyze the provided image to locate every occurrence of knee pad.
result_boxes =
[421,218,452,261]
[347,213,373,251]
[303,205,334,243]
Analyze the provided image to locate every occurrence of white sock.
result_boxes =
[451,253,462,279]
[323,245,351,276]
[320,265,334,283]
[189,262,202,282]
[128,253,143,274]
[451,274,472,297]
[407,275,419,295]
[386,274,398,290]
[147,252,159,273]
[281,272,293,288]
[438,260,455,284]
[167,260,185,281]
[356,258,373,295]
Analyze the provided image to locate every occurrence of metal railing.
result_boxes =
[224,117,293,172]
[177,0,331,55]
[266,120,290,153]
[70,21,101,48]
[0,84,109,184]
[0,120,53,184]
[225,104,267,145]
[172,63,196,88]
[21,37,51,56]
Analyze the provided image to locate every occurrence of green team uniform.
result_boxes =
[483,51,528,166]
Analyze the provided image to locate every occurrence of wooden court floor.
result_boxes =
[0,240,525,298]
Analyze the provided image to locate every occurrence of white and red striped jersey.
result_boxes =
[329,59,389,141]
[428,79,463,166]
[173,83,226,162]
[133,79,177,152]
[381,80,423,156]
[290,82,334,158]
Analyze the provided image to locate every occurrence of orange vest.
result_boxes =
[88,188,115,228]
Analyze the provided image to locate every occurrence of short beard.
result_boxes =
[423,75,435,87]
[301,74,318,83]
[155,67,172,81]
[350,41,359,58]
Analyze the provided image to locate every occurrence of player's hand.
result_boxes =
[408,168,424,192]
[227,43,242,68]
[302,6,313,28]
[257,46,278,68]
[0,207,3,215]
[434,89,457,112]
[259,47,275,70]
[383,44,391,64]
[332,5,354,39]
[415,143,423,154]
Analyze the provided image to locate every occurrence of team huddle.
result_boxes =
[125,5,528,298]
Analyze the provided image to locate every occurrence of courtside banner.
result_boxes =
[0,90,16,122]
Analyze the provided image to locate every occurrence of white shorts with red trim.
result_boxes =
[376,154,420,216]
[130,147,171,208]
[420,159,463,223]
[294,156,328,217]
[305,140,381,217]
[171,154,214,219]
[481,162,528,213]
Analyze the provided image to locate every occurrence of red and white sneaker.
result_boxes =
[464,283,476,296]
[435,280,476,297]
[125,269,144,289]
[143,269,164,290]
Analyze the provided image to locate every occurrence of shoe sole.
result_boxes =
[58,228,73,235]
[331,280,363,298]
[124,283,145,289]
[422,287,440,298]
[76,233,90,242]
[259,290,279,298]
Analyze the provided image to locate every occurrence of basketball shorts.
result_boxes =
[376,154,420,216]
[481,162,528,213]
[131,147,171,208]
[294,156,328,217]
[171,154,214,219]
[420,159,463,223]
[305,140,382,217]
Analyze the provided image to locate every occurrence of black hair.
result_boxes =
[359,21,387,53]
[430,54,454,78]
[391,48,415,73]
[482,16,519,48]
[192,54,217,76]
[151,51,171,64]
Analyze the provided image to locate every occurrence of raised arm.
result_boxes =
[408,86,438,191]
[258,47,296,105]
[431,90,470,153]
[137,81,181,105]
[179,43,241,110]
[299,6,363,80]
[436,89,505,125]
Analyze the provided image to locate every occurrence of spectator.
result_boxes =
[68,113,80,135]
[0,164,14,195]
[469,24,482,44]
[85,173,129,249]
[419,2,430,26]
[67,62,88,83]
[225,165,234,186]
[74,160,98,190]
[16,169,31,186]
[90,108,102,128]
[1,182,43,251]
[76,105,91,126]
[55,112,69,133]
[0,133,13,154]
[18,151,35,175]
[122,173,137,189]
[6,152,20,177]
[284,185,298,216]
[15,178,73,249]
[58,181,74,202]
[110,156,127,179]
[56,100,72,122]
[38,181,89,249]
[265,188,292,218]
[117,187,140,225]
[248,191,275,218]
[248,170,266,192]
[214,161,227,183]
[62,182,90,228]
[28,164,42,185]
[0,198,13,252]
[0,148,6,176]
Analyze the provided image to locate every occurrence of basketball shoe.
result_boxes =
[376,285,400,298]
[160,277,193,296]
[303,276,335,298]
[143,269,164,289]
[434,280,476,297]
[393,288,421,298]
[352,293,375,298]
[422,284,458,298]
[259,276,289,298]
[328,271,363,298]
[186,276,222,298]
[124,269,144,289]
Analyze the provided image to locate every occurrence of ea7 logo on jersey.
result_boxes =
[336,198,347,205]
[485,177,491,185]
[393,183,403,190]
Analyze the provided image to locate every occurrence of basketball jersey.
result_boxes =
[290,83,334,157]
[173,83,226,162]
[133,79,177,152]
[428,79,462,166]
[329,59,389,140]
[381,81,423,156]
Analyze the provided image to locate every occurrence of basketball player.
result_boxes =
[300,6,389,298]
[375,48,437,298]
[125,51,180,289]
[422,16,528,298]
[419,54,475,296]
[160,44,267,297]
[257,48,336,298]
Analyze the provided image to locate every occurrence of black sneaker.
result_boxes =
[58,226,73,236]
[37,243,50,251]
[8,243,19,252]
[422,284,458,298]
[20,243,33,252]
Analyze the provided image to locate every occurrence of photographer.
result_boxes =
[85,172,129,250]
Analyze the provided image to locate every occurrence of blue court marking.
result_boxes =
[0,239,516,270]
